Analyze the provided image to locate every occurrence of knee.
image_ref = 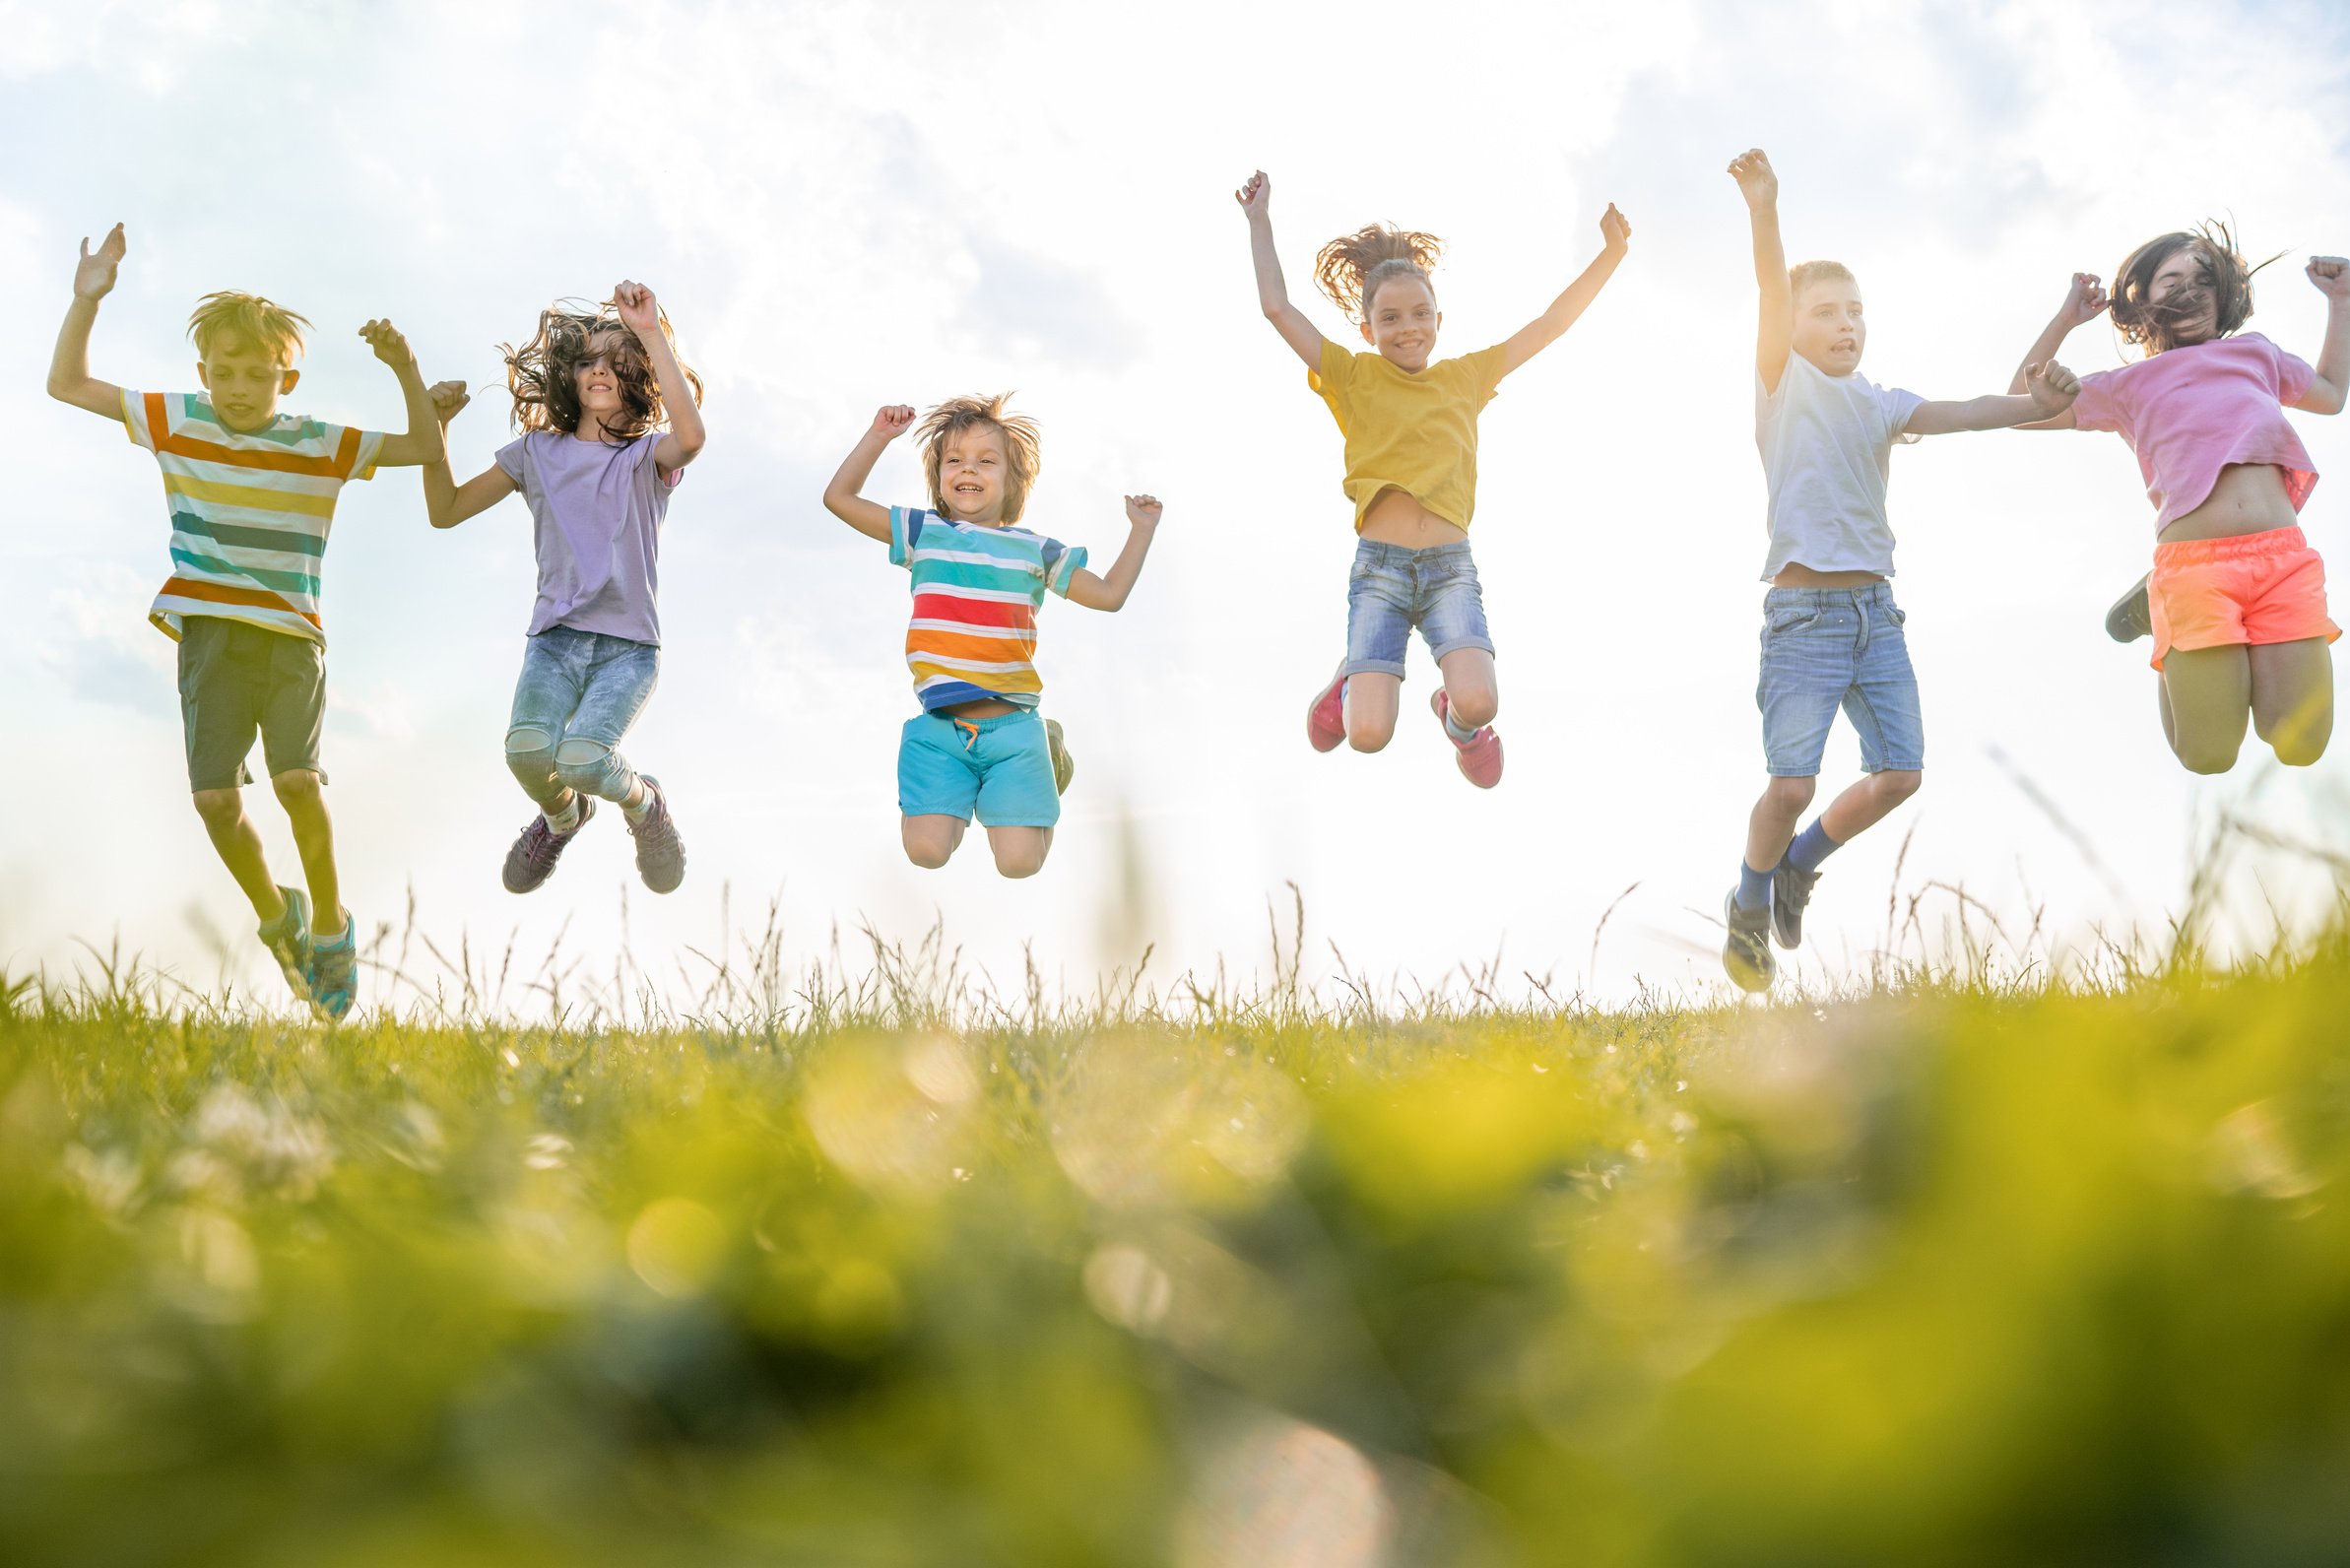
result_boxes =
[1762,776,1816,817]
[902,822,960,870]
[2173,740,2242,776]
[270,769,322,811]
[1345,715,1393,753]
[505,725,556,769]
[191,788,244,829]
[993,844,1048,880]
[553,738,621,797]
[1875,769,1924,806]
[2274,736,2329,768]
[1448,686,1498,730]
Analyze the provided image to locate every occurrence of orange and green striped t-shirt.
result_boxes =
[122,390,384,645]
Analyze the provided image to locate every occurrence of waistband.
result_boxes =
[920,707,1039,732]
[2152,525,2311,563]
[1762,581,1899,609]
[1352,538,1476,567]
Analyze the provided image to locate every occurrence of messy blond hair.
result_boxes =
[187,291,310,365]
[1314,223,1443,324]
[917,393,1042,523]
[1788,259,1859,297]
[499,297,704,442]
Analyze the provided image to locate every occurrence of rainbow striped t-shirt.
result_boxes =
[122,390,384,645]
[888,505,1085,711]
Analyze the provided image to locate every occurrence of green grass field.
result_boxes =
[6,914,2350,1567]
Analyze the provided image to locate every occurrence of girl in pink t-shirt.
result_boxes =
[2015,227,2350,774]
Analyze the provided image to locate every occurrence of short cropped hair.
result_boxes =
[187,291,310,365]
[1788,259,1859,298]
[917,394,1043,523]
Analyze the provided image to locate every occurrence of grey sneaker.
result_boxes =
[503,797,596,893]
[256,885,313,1004]
[1771,854,1821,950]
[626,776,685,894]
[1046,718,1075,796]
[305,912,358,1023]
[2107,573,2152,642]
[1723,890,1777,993]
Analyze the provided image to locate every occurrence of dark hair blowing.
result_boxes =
[2110,222,2275,356]
[499,297,703,440]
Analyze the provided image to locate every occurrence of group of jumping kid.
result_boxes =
[43,146,2350,1016]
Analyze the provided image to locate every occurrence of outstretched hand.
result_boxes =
[1234,169,1271,220]
[614,280,662,338]
[871,404,917,439]
[427,380,471,423]
[1727,149,1777,210]
[2056,271,2110,326]
[359,318,415,368]
[2025,358,2080,414]
[1599,202,1631,253]
[1124,493,1163,528]
[74,224,126,300]
[2308,256,2350,298]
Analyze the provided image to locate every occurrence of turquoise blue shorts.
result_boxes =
[897,709,1060,827]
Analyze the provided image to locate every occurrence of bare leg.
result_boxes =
[1818,769,1923,842]
[2159,646,2252,774]
[902,814,968,870]
[1743,775,1816,873]
[1436,647,1498,729]
[985,825,1053,880]
[1344,671,1402,752]
[193,788,288,923]
[271,769,344,937]
[2249,637,2334,765]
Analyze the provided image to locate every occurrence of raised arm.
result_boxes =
[417,382,518,530]
[1065,494,1163,612]
[46,224,129,421]
[821,406,915,544]
[2294,256,2350,414]
[2004,272,2107,428]
[614,281,706,473]
[1905,359,2081,435]
[1729,151,1794,393]
[1235,171,1325,370]
[1498,205,1631,376]
[359,319,447,468]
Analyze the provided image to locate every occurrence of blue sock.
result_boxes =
[1735,860,1774,910]
[1787,817,1843,875]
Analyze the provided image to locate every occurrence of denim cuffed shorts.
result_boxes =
[1342,538,1495,679]
[1756,582,1924,776]
[898,708,1060,828]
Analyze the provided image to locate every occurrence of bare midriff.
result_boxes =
[1771,562,1883,589]
[1360,486,1468,549]
[2159,463,2302,543]
[939,696,1020,719]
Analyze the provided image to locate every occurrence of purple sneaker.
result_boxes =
[503,797,596,894]
[626,777,685,894]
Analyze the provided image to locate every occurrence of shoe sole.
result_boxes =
[1307,678,1346,752]
[2106,574,2152,643]
[1722,892,1776,992]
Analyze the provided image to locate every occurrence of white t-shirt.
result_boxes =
[1755,354,1924,580]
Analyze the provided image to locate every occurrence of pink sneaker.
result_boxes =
[1431,687,1503,788]
[1306,665,1347,752]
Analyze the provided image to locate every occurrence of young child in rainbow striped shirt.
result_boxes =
[822,396,1162,879]
[45,224,446,1021]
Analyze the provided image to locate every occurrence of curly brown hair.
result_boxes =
[2110,223,2276,356]
[498,298,703,441]
[917,393,1043,523]
[1313,223,1444,323]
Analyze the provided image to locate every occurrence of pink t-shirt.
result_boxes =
[2069,332,2318,532]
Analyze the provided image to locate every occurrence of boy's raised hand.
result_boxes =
[2025,358,2080,414]
[74,224,127,300]
[427,380,471,423]
[2056,272,2110,326]
[614,280,661,338]
[359,318,416,367]
[2307,256,2350,297]
[1728,149,1777,210]
[872,404,917,440]
[1599,202,1632,254]
[1124,493,1163,528]
[1234,169,1271,220]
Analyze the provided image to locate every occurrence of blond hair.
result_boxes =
[1788,259,1859,298]
[187,291,310,365]
[1313,223,1444,323]
[917,394,1042,523]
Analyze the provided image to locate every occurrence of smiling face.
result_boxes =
[195,334,299,432]
[569,329,629,436]
[1792,277,1866,376]
[1359,275,1441,372]
[936,424,1011,524]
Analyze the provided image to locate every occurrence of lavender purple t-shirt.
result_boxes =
[493,429,682,645]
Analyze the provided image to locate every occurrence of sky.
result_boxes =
[5,0,2350,1015]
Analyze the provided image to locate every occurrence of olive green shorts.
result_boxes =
[176,616,327,792]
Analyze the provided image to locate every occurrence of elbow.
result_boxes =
[672,425,708,460]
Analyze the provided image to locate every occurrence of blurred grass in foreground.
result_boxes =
[5,903,2350,1567]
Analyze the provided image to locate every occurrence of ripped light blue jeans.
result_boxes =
[505,626,659,808]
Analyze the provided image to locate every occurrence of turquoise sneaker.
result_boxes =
[256,886,313,1004]
[305,913,358,1022]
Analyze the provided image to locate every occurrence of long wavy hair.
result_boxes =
[2110,223,2276,357]
[499,298,703,440]
[917,393,1042,523]
[1313,223,1444,324]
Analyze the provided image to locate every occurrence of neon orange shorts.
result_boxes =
[2149,525,2339,671]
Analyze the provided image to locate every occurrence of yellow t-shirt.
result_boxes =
[1309,338,1508,532]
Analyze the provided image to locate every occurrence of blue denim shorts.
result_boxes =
[1757,582,1925,777]
[1343,538,1495,678]
[898,709,1060,828]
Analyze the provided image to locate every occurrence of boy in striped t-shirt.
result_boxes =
[46,224,446,1019]
[822,395,1163,879]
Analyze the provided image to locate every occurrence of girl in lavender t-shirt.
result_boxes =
[2015,227,2350,775]
[420,283,707,892]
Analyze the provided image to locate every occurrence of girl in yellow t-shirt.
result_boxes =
[1236,168,1630,787]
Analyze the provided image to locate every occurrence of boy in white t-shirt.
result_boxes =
[1721,150,2081,991]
